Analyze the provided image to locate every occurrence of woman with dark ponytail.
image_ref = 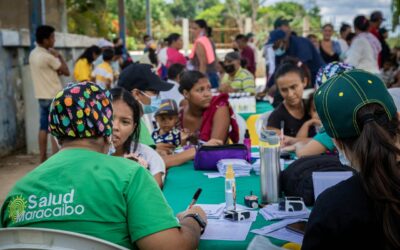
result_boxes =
[302,69,400,249]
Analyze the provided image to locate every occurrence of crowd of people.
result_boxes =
[1,8,400,250]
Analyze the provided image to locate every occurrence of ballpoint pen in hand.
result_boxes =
[187,188,202,210]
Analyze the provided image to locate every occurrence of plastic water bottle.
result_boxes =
[259,130,281,204]
[225,165,236,210]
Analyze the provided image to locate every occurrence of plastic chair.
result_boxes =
[235,113,248,143]
[0,227,129,250]
[255,111,273,137]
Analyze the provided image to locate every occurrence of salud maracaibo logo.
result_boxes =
[8,195,28,223]
[7,189,85,224]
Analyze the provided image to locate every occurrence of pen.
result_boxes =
[187,188,202,210]
[232,183,236,211]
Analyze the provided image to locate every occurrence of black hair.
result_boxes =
[235,34,247,42]
[148,48,158,65]
[354,15,370,32]
[178,70,207,94]
[340,23,351,34]
[35,25,55,44]
[322,23,334,30]
[102,48,114,61]
[206,27,213,37]
[194,19,208,29]
[307,34,318,39]
[110,87,142,153]
[168,63,185,80]
[114,45,123,56]
[339,103,400,249]
[77,45,101,64]
[143,34,151,42]
[274,56,311,86]
[113,37,120,44]
[167,33,181,46]
[346,32,356,43]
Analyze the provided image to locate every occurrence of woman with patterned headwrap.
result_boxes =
[0,82,207,249]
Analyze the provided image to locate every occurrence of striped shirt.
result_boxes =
[92,61,113,89]
[221,67,255,94]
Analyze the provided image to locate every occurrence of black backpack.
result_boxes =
[280,155,357,206]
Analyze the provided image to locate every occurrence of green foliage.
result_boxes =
[392,0,400,31]
[196,4,226,27]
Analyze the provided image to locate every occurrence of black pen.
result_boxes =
[187,188,202,210]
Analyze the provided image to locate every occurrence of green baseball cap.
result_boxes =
[315,69,397,139]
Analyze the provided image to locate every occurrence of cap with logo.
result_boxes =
[155,99,178,116]
[315,69,397,139]
[118,63,173,92]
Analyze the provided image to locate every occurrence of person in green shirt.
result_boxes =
[0,82,207,249]
[219,52,255,94]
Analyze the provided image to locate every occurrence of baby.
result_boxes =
[152,99,183,147]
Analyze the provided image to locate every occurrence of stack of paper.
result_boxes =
[259,204,310,221]
[217,159,252,177]
[251,219,306,244]
[252,159,261,175]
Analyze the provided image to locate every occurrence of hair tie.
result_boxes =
[297,61,303,67]
[360,113,375,125]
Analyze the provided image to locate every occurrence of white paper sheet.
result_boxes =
[251,218,302,235]
[201,219,253,241]
[312,171,353,201]
[267,228,303,244]
[198,204,225,219]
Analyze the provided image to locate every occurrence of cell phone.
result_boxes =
[285,221,307,235]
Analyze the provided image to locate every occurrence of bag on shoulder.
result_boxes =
[194,144,249,171]
[280,155,356,206]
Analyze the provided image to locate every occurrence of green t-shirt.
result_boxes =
[0,148,179,248]
[139,118,155,146]
[313,131,335,151]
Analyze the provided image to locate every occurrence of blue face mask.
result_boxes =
[141,92,162,114]
[274,47,286,56]
[337,148,351,167]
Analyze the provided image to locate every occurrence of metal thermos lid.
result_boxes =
[259,130,280,145]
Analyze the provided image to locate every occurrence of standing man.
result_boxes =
[235,34,256,76]
[29,25,70,162]
[369,11,385,67]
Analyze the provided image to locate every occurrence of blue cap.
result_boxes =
[155,99,178,116]
[267,30,286,45]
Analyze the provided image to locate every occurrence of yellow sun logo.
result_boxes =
[8,195,27,223]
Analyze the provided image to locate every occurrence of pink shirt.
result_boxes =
[167,47,187,68]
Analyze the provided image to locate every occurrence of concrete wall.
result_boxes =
[0,29,98,156]
[0,0,67,32]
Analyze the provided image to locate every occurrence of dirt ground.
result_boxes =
[0,151,39,204]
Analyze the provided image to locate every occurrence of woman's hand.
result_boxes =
[177,206,207,224]
[156,143,175,155]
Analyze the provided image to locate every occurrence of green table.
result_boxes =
[163,161,286,250]
[239,101,273,121]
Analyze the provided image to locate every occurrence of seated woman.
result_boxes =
[110,87,165,188]
[302,70,400,249]
[162,70,239,167]
[267,61,317,140]
[0,82,207,249]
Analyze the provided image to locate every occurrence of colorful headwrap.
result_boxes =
[49,82,113,139]
[315,62,355,89]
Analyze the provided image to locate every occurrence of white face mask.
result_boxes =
[337,148,351,167]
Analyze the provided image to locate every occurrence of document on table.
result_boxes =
[312,171,353,200]
[201,219,253,241]
[251,218,303,235]
[198,204,225,219]
[267,228,303,244]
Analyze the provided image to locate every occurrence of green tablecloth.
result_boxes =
[163,161,286,250]
[239,101,273,121]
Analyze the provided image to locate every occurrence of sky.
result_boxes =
[266,0,399,35]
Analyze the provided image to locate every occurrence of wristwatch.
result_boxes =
[183,213,207,235]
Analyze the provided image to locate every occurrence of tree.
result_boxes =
[392,0,400,31]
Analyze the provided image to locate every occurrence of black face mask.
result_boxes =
[224,64,236,73]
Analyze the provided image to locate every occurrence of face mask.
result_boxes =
[224,64,236,74]
[337,148,351,167]
[141,92,162,114]
[274,47,286,56]
[107,140,116,155]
